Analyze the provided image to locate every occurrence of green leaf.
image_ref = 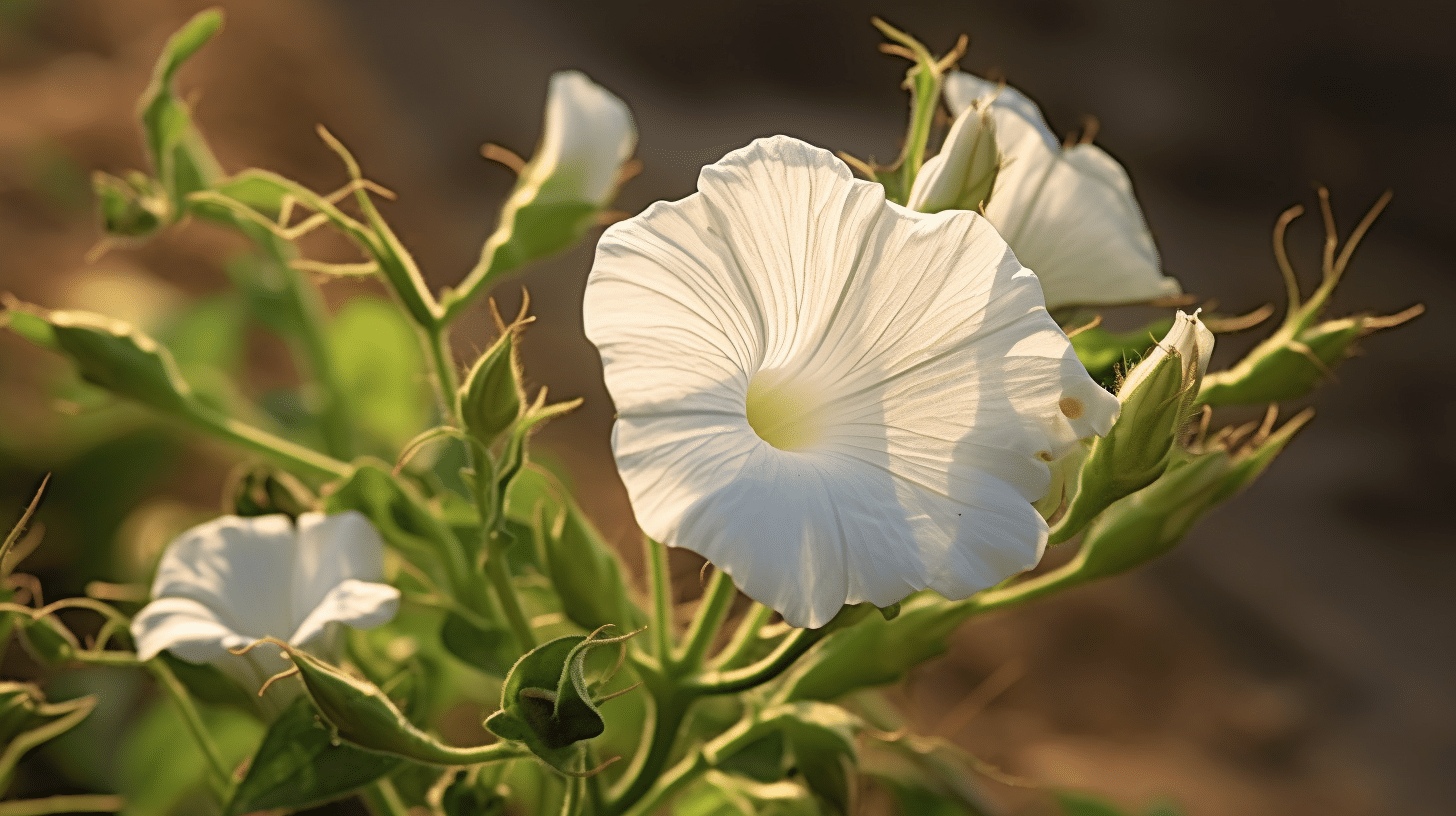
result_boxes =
[440,612,516,678]
[137,8,224,209]
[2,300,195,414]
[329,296,430,452]
[508,466,644,633]
[779,594,970,702]
[227,694,402,816]
[780,705,859,816]
[1069,319,1171,390]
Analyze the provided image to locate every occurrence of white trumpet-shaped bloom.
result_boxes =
[932,71,1182,310]
[130,512,400,692]
[517,70,636,208]
[584,136,1121,628]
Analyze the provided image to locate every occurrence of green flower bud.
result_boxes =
[459,329,524,450]
[17,615,78,666]
[1052,311,1212,542]
[92,170,169,239]
[1071,407,1312,579]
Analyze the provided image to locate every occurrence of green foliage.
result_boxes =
[228,695,402,816]
[92,170,168,239]
[440,612,516,678]
[121,694,262,816]
[330,296,431,452]
[136,8,223,215]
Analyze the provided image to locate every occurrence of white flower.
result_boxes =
[515,70,636,209]
[130,512,400,693]
[928,71,1182,310]
[584,136,1120,628]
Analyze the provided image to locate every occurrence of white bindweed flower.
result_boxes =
[584,136,1120,628]
[933,71,1182,310]
[515,70,636,209]
[130,512,400,695]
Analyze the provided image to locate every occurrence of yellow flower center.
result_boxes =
[745,373,824,451]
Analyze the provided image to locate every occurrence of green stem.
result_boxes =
[674,568,735,670]
[360,778,411,816]
[426,322,461,425]
[607,687,690,815]
[484,532,536,652]
[614,749,708,816]
[148,658,233,799]
[961,556,1086,616]
[183,405,352,481]
[644,537,674,661]
[691,625,827,696]
[0,795,125,816]
[711,602,774,670]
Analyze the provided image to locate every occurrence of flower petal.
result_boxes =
[587,136,1120,627]
[943,71,1181,309]
[148,514,297,642]
[289,578,401,648]
[129,596,290,691]
[290,510,388,629]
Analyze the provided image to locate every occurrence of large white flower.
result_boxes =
[515,70,636,209]
[584,136,1120,628]
[130,512,400,693]
[925,71,1182,310]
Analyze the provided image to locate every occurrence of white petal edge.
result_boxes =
[528,70,637,207]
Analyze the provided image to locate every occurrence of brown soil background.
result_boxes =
[0,1,1452,815]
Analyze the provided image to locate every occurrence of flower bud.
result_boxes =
[1070,408,1311,579]
[92,171,169,239]
[905,103,998,214]
[1052,311,1213,541]
[459,330,524,450]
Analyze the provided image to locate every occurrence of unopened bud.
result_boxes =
[906,102,999,214]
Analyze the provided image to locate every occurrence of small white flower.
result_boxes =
[130,512,400,693]
[931,71,1182,310]
[515,70,636,209]
[584,136,1120,628]
[905,101,998,214]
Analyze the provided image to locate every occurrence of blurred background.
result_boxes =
[0,1,1452,814]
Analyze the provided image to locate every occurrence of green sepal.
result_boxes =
[0,682,97,791]
[1199,193,1421,406]
[2,299,195,414]
[484,627,639,772]
[459,201,598,310]
[778,594,971,702]
[226,694,403,816]
[226,463,317,519]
